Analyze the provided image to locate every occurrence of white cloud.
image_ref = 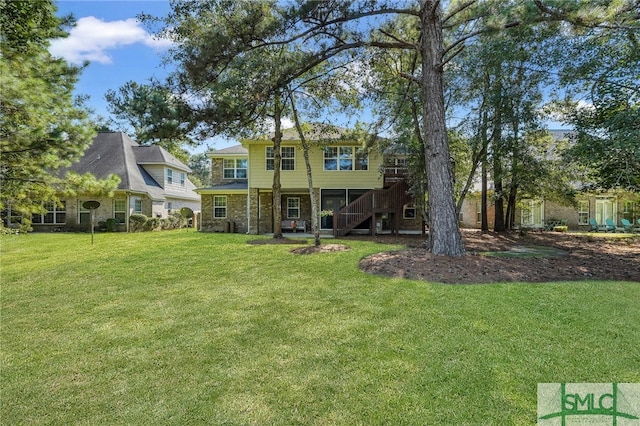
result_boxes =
[49,16,173,65]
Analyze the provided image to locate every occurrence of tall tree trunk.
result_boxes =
[481,158,488,232]
[492,73,505,232]
[506,185,517,230]
[288,89,321,246]
[272,96,283,239]
[493,159,505,232]
[419,0,464,256]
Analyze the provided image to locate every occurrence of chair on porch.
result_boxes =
[621,218,634,233]
[588,218,600,232]
[604,218,617,232]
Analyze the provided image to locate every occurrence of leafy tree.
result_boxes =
[105,80,196,164]
[188,153,211,187]
[557,19,640,191]
[0,0,118,228]
[150,0,631,255]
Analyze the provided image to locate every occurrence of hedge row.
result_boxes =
[129,212,187,232]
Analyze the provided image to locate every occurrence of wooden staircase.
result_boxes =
[333,179,411,236]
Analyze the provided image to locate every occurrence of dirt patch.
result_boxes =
[356,230,640,284]
[248,237,307,245]
[291,244,351,255]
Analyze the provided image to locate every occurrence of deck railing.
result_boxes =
[333,179,410,236]
[383,167,409,187]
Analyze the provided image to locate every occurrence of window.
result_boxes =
[79,202,90,224]
[223,159,248,178]
[167,169,173,184]
[32,201,66,224]
[403,203,416,219]
[114,199,126,223]
[324,146,368,171]
[180,172,186,186]
[355,148,369,170]
[521,200,544,227]
[266,147,295,171]
[324,147,338,171]
[213,196,227,218]
[476,201,481,224]
[281,147,295,170]
[287,197,300,219]
[622,200,636,221]
[578,200,589,225]
[134,199,143,214]
[167,201,172,214]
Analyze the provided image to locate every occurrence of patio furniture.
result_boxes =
[604,218,617,232]
[621,218,634,232]
[588,218,600,232]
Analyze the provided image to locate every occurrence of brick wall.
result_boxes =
[200,193,247,233]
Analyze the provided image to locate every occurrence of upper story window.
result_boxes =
[324,146,368,171]
[180,172,185,186]
[223,158,248,179]
[167,169,173,184]
[266,146,295,171]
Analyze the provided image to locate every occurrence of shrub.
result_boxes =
[129,214,148,232]
[104,218,119,232]
[144,217,161,231]
[161,212,185,230]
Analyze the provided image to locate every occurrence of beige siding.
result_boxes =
[144,165,189,193]
[247,144,384,189]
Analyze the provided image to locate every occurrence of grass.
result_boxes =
[1,231,639,425]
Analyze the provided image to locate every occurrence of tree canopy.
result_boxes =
[0,0,118,230]
[146,0,639,253]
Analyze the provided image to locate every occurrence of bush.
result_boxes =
[144,217,161,231]
[104,218,119,232]
[129,213,148,232]
[161,212,185,230]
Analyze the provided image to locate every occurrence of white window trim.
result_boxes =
[287,197,300,219]
[323,146,368,171]
[213,196,227,219]
[223,158,248,179]
[266,146,295,171]
[32,201,66,225]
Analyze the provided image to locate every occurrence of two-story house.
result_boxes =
[27,131,201,232]
[197,125,421,235]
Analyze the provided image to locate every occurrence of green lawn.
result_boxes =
[1,231,639,425]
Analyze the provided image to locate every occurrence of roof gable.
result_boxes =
[66,132,197,201]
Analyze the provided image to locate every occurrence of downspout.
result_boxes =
[246,150,251,234]
[125,193,130,232]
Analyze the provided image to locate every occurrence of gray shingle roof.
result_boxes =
[207,144,248,156]
[67,132,198,201]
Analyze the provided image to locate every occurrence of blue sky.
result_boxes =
[52,1,172,118]
[51,1,236,150]
[50,0,567,151]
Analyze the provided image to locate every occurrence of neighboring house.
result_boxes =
[458,130,640,231]
[197,125,422,235]
[29,131,200,232]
